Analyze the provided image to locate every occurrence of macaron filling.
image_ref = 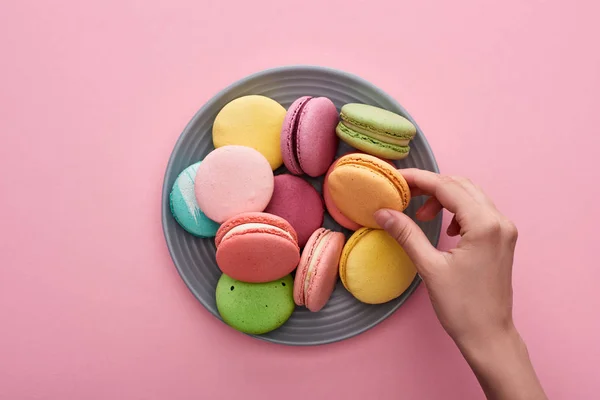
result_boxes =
[303,230,331,299]
[340,120,412,146]
[221,223,294,242]
[289,97,312,170]
[336,123,410,153]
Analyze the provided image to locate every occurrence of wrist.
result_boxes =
[456,325,547,400]
[455,323,523,361]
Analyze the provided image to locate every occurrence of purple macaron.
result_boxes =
[264,174,324,247]
[281,96,339,177]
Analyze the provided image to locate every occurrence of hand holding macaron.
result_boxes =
[372,169,547,400]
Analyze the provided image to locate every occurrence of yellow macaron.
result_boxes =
[212,95,286,170]
[339,228,416,304]
[327,153,411,228]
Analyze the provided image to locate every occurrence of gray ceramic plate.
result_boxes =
[162,65,441,346]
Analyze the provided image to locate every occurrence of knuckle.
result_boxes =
[503,220,519,242]
[439,175,455,185]
[479,219,504,238]
[391,222,413,245]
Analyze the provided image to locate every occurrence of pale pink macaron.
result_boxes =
[215,212,300,283]
[195,145,274,223]
[293,228,345,312]
[281,96,339,177]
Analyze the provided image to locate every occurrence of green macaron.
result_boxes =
[336,103,416,160]
[216,274,295,335]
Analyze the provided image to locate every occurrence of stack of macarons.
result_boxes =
[169,94,421,336]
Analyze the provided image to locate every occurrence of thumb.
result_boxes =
[374,209,442,274]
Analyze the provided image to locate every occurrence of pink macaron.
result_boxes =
[293,228,345,312]
[215,212,300,283]
[195,145,274,223]
[264,174,324,247]
[281,96,339,177]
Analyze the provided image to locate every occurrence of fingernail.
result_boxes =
[374,209,393,230]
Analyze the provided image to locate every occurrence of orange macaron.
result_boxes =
[327,153,410,228]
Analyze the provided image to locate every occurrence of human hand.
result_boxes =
[374,169,518,346]
[374,169,546,400]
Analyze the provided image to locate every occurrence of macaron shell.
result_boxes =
[340,228,416,304]
[213,95,286,170]
[216,274,295,335]
[216,231,300,283]
[280,96,310,175]
[296,97,339,177]
[322,159,362,231]
[169,162,220,237]
[293,228,326,306]
[195,146,274,223]
[264,175,324,247]
[303,231,344,312]
[215,212,298,247]
[336,122,410,160]
[328,154,410,228]
[340,103,416,139]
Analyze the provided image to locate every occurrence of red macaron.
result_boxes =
[215,212,300,283]
[264,174,324,247]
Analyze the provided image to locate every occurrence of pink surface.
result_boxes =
[294,229,345,312]
[195,145,274,223]
[0,1,598,399]
[264,174,324,247]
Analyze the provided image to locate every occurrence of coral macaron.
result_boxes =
[294,228,345,312]
[281,96,339,177]
[215,213,300,283]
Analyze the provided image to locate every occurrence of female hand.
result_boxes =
[374,169,546,400]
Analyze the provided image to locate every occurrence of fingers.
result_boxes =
[446,215,461,236]
[374,209,444,275]
[416,196,443,221]
[399,169,478,215]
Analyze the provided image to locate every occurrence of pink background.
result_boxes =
[1,0,598,398]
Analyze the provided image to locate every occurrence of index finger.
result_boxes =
[399,168,479,216]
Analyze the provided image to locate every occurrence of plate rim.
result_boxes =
[161,65,442,346]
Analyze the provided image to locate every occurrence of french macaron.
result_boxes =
[195,145,274,223]
[215,212,300,283]
[213,95,286,170]
[322,154,362,231]
[216,274,294,335]
[264,174,324,247]
[336,103,416,160]
[169,162,220,237]
[281,96,339,177]
[293,228,345,312]
[327,153,410,229]
[339,228,417,304]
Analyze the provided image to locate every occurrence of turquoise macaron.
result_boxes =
[336,103,417,160]
[169,162,220,237]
